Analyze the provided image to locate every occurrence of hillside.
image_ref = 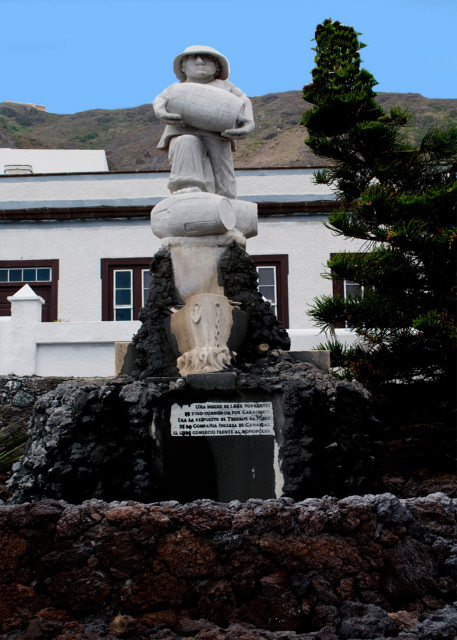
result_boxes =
[1,91,455,171]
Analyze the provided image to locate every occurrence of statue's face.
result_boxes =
[181,54,218,82]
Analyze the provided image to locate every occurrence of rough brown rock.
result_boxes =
[0,493,455,639]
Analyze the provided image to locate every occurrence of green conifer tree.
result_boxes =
[303,19,457,400]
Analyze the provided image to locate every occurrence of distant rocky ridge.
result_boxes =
[1,91,455,171]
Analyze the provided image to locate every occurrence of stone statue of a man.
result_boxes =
[153,45,254,199]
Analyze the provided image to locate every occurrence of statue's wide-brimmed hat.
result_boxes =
[173,45,230,81]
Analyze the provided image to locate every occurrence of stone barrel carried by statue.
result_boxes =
[166,82,244,132]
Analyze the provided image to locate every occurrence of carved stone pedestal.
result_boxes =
[151,192,257,377]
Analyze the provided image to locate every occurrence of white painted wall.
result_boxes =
[0,149,108,175]
[0,288,357,377]
[0,168,333,209]
[0,168,357,329]
[247,215,365,328]
[0,215,364,327]
[35,319,139,376]
[0,218,161,322]
[0,287,140,376]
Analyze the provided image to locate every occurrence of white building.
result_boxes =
[0,148,108,175]
[0,150,362,376]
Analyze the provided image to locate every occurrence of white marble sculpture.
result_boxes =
[153,45,254,199]
[151,46,257,376]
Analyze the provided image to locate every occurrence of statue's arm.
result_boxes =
[221,84,255,140]
[153,86,184,125]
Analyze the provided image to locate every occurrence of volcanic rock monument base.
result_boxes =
[9,45,377,504]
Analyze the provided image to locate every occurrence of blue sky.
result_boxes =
[2,0,456,114]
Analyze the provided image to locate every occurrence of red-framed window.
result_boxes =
[0,260,59,322]
[331,253,365,328]
[101,255,289,328]
[101,258,152,321]
[252,254,289,328]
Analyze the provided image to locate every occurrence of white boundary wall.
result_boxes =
[0,285,357,377]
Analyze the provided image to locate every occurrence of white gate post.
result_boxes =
[7,284,44,375]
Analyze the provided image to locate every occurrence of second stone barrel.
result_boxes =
[151,192,236,238]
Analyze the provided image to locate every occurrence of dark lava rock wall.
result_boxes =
[0,376,63,411]
[8,352,379,504]
[132,243,290,378]
[7,377,159,505]
[0,494,456,639]
[0,376,68,500]
[132,248,182,378]
[217,242,291,363]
